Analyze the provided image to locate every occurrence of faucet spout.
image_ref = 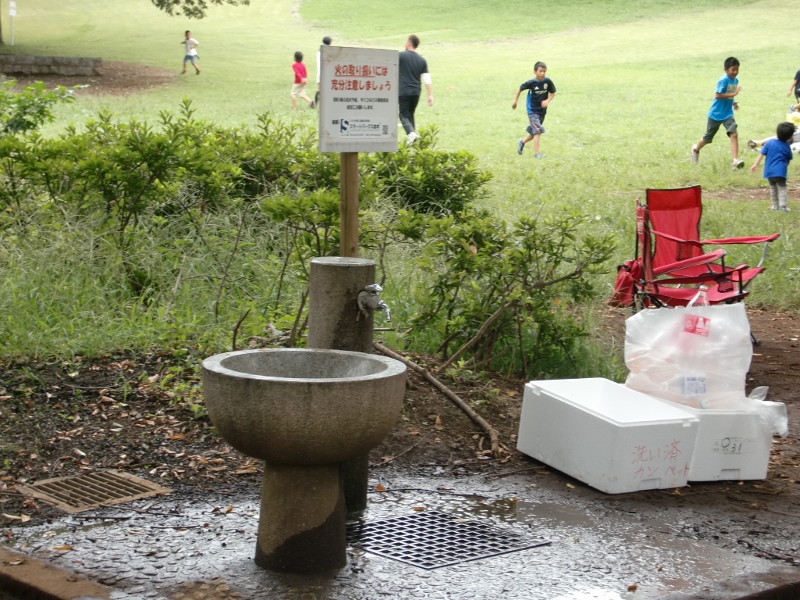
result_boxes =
[357,284,392,322]
[377,300,391,322]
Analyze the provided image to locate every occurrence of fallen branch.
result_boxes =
[371,439,422,467]
[374,341,501,458]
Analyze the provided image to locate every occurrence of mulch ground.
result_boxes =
[1,309,799,545]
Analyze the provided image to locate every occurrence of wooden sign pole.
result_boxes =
[339,151,359,258]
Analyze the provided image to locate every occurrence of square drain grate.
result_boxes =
[20,470,171,513]
[346,510,550,570]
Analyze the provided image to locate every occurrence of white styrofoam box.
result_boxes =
[517,378,699,494]
[652,399,771,481]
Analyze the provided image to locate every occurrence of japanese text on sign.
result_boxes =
[319,46,398,153]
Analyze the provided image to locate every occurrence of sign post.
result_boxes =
[9,1,16,46]
[319,46,398,257]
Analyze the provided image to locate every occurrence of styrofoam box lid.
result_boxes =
[527,378,699,426]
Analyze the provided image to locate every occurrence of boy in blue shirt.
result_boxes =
[691,57,744,169]
[750,121,794,211]
[512,61,556,158]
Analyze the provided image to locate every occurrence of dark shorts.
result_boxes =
[702,117,737,143]
[526,112,546,136]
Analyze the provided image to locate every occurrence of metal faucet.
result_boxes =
[357,283,391,322]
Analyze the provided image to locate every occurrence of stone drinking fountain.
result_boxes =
[202,347,406,572]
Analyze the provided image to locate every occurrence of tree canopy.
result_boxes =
[151,0,249,19]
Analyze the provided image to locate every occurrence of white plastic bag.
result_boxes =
[749,386,789,438]
[625,302,752,409]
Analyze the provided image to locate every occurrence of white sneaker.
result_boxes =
[406,131,419,145]
[690,145,699,165]
[732,158,745,169]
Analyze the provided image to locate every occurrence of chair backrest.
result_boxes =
[645,185,703,267]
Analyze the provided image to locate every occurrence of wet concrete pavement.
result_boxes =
[2,469,800,600]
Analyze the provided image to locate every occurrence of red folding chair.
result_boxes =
[629,199,748,308]
[609,186,774,309]
[645,185,779,290]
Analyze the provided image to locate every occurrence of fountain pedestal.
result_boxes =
[255,463,345,572]
[202,348,406,572]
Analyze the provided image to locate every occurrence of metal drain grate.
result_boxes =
[20,470,171,513]
[346,510,550,570]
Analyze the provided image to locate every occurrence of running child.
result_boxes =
[691,57,744,169]
[750,121,794,211]
[291,51,315,110]
[512,62,556,158]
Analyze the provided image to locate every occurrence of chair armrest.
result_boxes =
[700,233,780,245]
[652,248,727,275]
[650,228,704,248]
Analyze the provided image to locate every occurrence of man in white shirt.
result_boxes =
[398,35,433,145]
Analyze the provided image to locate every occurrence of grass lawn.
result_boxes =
[1,0,798,360]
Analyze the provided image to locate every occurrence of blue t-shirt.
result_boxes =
[760,138,793,179]
[520,77,556,115]
[707,74,738,122]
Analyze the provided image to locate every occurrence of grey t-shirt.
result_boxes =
[398,50,429,96]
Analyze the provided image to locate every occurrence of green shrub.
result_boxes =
[362,126,492,215]
[406,208,617,378]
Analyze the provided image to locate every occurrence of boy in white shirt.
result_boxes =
[181,30,200,75]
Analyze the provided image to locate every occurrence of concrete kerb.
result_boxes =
[0,546,112,600]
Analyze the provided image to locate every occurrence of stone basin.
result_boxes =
[202,348,406,465]
[201,348,407,572]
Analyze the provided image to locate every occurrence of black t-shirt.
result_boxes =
[794,70,800,93]
[520,77,556,115]
[399,50,429,96]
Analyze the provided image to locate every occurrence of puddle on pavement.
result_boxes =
[377,491,759,599]
[448,496,760,599]
[1,477,778,600]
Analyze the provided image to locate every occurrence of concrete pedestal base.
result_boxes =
[255,463,346,572]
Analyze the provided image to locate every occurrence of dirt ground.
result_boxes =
[7,60,178,96]
[1,62,799,572]
[1,308,799,569]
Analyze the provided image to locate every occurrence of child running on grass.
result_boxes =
[748,109,800,153]
[512,61,556,158]
[788,68,800,104]
[291,51,315,110]
[691,57,744,169]
[750,121,794,212]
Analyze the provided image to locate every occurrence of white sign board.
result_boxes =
[319,46,398,153]
[9,1,16,16]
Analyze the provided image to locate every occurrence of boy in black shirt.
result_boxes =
[512,62,556,158]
